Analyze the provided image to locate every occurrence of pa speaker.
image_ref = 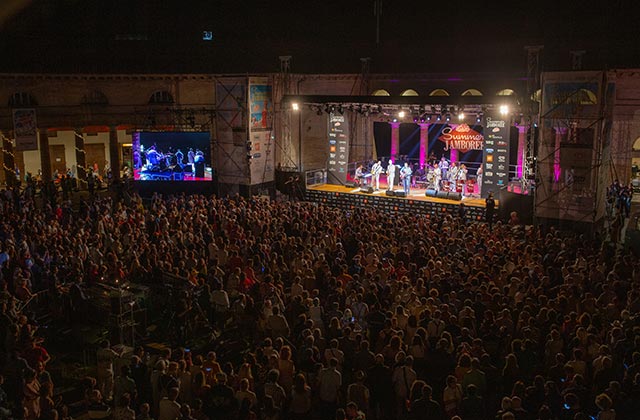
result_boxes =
[426,188,437,197]
[361,186,374,193]
[394,190,407,197]
[385,190,396,196]
[436,191,448,199]
[448,191,462,201]
[346,182,358,188]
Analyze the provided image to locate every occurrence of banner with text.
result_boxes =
[13,108,38,151]
[248,78,275,184]
[327,113,349,185]
[438,123,484,152]
[481,114,510,197]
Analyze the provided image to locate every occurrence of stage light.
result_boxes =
[436,115,441,121]
[392,118,398,123]
[413,117,418,123]
[445,114,451,122]
[476,115,482,122]
[292,102,299,111]
[499,105,509,115]
[398,110,406,118]
[458,112,464,121]
[420,118,425,123]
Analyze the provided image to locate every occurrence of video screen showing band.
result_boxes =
[133,132,213,181]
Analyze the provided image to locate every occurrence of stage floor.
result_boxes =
[307,183,494,208]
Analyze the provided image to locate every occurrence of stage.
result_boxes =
[305,183,495,220]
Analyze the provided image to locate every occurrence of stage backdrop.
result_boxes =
[327,112,349,184]
[481,114,511,197]
[248,77,275,184]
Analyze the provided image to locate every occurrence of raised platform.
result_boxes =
[305,184,494,220]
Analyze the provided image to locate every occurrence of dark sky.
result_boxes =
[0,0,638,74]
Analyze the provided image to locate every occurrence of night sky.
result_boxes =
[0,0,638,74]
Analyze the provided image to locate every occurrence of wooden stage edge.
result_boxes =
[307,184,495,209]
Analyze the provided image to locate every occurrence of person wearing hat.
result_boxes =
[347,371,370,418]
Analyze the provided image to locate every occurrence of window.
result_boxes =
[497,89,516,96]
[149,90,174,104]
[400,89,419,96]
[372,89,391,96]
[461,89,483,96]
[428,89,450,96]
[8,92,37,107]
[82,90,108,105]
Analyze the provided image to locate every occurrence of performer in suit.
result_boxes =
[400,162,413,195]
[371,160,383,191]
[386,159,397,191]
[433,163,442,191]
[440,157,449,180]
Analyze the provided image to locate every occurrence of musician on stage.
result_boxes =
[355,164,366,186]
[400,162,413,196]
[433,163,442,191]
[449,162,459,183]
[440,157,449,180]
[386,159,397,191]
[457,164,468,197]
[371,160,383,191]
[175,149,184,166]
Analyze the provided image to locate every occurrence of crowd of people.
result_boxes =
[0,184,638,420]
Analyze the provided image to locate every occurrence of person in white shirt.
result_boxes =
[158,388,181,420]
[391,354,417,417]
[386,159,397,191]
[318,358,342,417]
[371,160,383,191]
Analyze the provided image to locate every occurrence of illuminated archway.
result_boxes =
[401,89,419,96]
[578,89,597,105]
[428,89,450,96]
[372,89,391,96]
[461,89,483,96]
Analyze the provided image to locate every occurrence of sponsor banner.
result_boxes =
[13,108,38,151]
[249,80,273,131]
[327,113,349,185]
[438,123,483,152]
[481,114,510,197]
[248,78,275,184]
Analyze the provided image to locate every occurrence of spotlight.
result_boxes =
[499,105,509,115]
[436,115,441,121]
[458,112,464,121]
[398,110,406,118]
[420,118,425,123]
[392,118,398,123]
[292,102,299,111]
[445,114,451,122]
[413,117,418,123]
[476,114,482,123]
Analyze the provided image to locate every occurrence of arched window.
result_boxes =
[149,90,174,104]
[428,89,450,96]
[531,89,541,103]
[400,89,419,96]
[82,90,109,105]
[632,137,640,151]
[461,89,483,96]
[372,89,391,96]
[578,89,597,105]
[8,92,37,107]
[497,89,516,96]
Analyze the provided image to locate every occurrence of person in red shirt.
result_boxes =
[23,338,51,370]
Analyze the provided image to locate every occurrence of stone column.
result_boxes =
[75,130,86,187]
[390,122,400,160]
[39,129,52,183]
[109,127,120,182]
[418,123,429,167]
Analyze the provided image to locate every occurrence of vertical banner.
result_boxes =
[482,114,510,197]
[248,78,275,185]
[13,109,38,151]
[327,113,349,185]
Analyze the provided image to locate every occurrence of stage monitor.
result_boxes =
[133,132,213,182]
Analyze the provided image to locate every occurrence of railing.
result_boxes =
[305,168,327,187]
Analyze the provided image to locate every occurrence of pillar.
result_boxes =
[109,127,120,182]
[517,125,526,178]
[390,122,400,160]
[1,133,12,186]
[75,130,86,185]
[39,129,52,183]
[554,127,565,186]
[418,123,429,167]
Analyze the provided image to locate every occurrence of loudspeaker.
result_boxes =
[361,186,374,193]
[447,191,462,201]
[426,189,437,197]
[346,182,358,188]
[385,190,395,196]
[436,191,448,199]
[394,190,407,197]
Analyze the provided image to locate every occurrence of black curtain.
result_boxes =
[373,122,391,159]
[399,123,420,160]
